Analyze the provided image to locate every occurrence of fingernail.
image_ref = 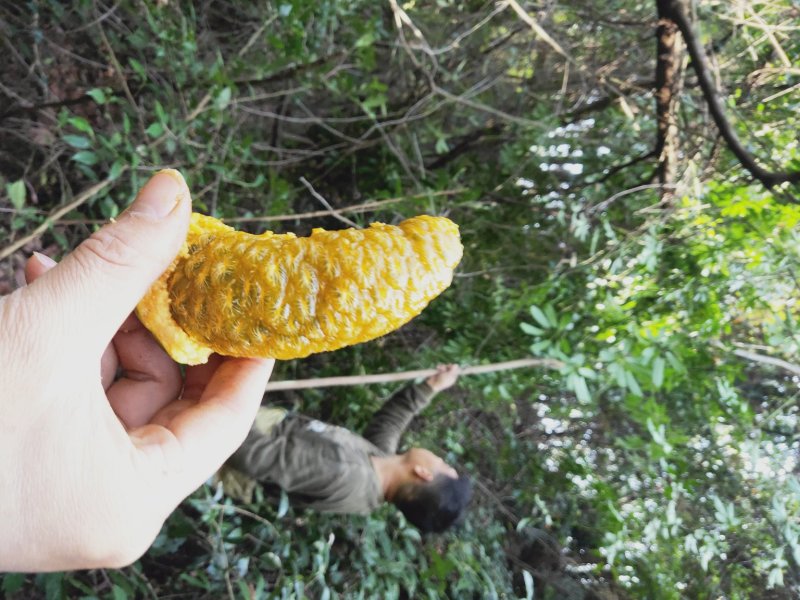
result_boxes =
[128,169,188,219]
[32,251,57,268]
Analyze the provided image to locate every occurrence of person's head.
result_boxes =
[390,448,472,533]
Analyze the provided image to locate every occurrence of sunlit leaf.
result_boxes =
[277,490,290,518]
[7,180,25,209]
[63,134,92,149]
[529,305,551,329]
[519,321,544,336]
[86,87,107,104]
[71,150,98,166]
[522,570,534,600]
[652,356,665,388]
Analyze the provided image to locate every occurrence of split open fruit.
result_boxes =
[136,212,463,364]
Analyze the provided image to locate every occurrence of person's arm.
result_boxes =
[0,171,274,572]
[363,364,459,454]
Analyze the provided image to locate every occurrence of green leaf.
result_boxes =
[361,93,387,116]
[529,305,551,329]
[520,322,544,336]
[129,58,147,79]
[652,356,665,388]
[154,100,167,124]
[72,151,98,166]
[278,3,292,16]
[109,160,126,180]
[63,134,92,149]
[625,371,642,396]
[2,573,25,594]
[74,162,97,180]
[42,572,64,600]
[145,122,164,137]
[522,570,534,600]
[544,304,558,327]
[608,363,627,388]
[572,374,591,403]
[529,340,550,354]
[277,490,290,518]
[86,87,107,104]
[665,351,685,374]
[7,179,26,209]
[67,116,93,134]
[768,567,784,589]
[112,584,128,600]
[355,32,376,49]
[215,86,232,110]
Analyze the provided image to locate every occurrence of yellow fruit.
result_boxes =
[136,213,463,364]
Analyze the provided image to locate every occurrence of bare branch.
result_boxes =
[669,0,800,190]
[264,358,564,391]
[732,348,800,377]
[298,177,359,228]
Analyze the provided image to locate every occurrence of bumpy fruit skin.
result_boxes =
[136,213,462,364]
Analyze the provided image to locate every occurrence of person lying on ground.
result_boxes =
[223,364,472,533]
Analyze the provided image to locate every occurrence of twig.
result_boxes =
[501,0,572,65]
[0,173,124,262]
[207,502,278,532]
[743,5,792,68]
[264,358,564,391]
[57,188,467,226]
[93,2,144,136]
[388,0,434,70]
[732,348,800,377]
[669,0,800,189]
[593,150,657,185]
[298,177,359,227]
[428,3,507,56]
[501,0,625,100]
[589,183,674,215]
[433,84,541,128]
[237,14,279,58]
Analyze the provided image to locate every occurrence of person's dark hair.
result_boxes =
[392,474,473,533]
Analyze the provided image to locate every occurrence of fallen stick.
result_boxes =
[264,357,564,391]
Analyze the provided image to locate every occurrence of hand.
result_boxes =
[425,364,460,392]
[0,170,274,572]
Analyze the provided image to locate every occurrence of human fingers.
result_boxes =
[24,252,57,284]
[139,356,226,428]
[133,357,274,493]
[27,170,191,355]
[25,251,121,389]
[141,354,227,428]
[107,316,182,428]
[101,344,119,391]
[182,354,225,401]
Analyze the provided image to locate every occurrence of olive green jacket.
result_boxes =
[227,382,437,514]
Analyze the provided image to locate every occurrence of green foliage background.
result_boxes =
[2,0,800,597]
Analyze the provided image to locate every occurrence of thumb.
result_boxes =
[39,169,191,352]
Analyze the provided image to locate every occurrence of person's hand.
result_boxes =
[425,364,460,392]
[0,170,274,572]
